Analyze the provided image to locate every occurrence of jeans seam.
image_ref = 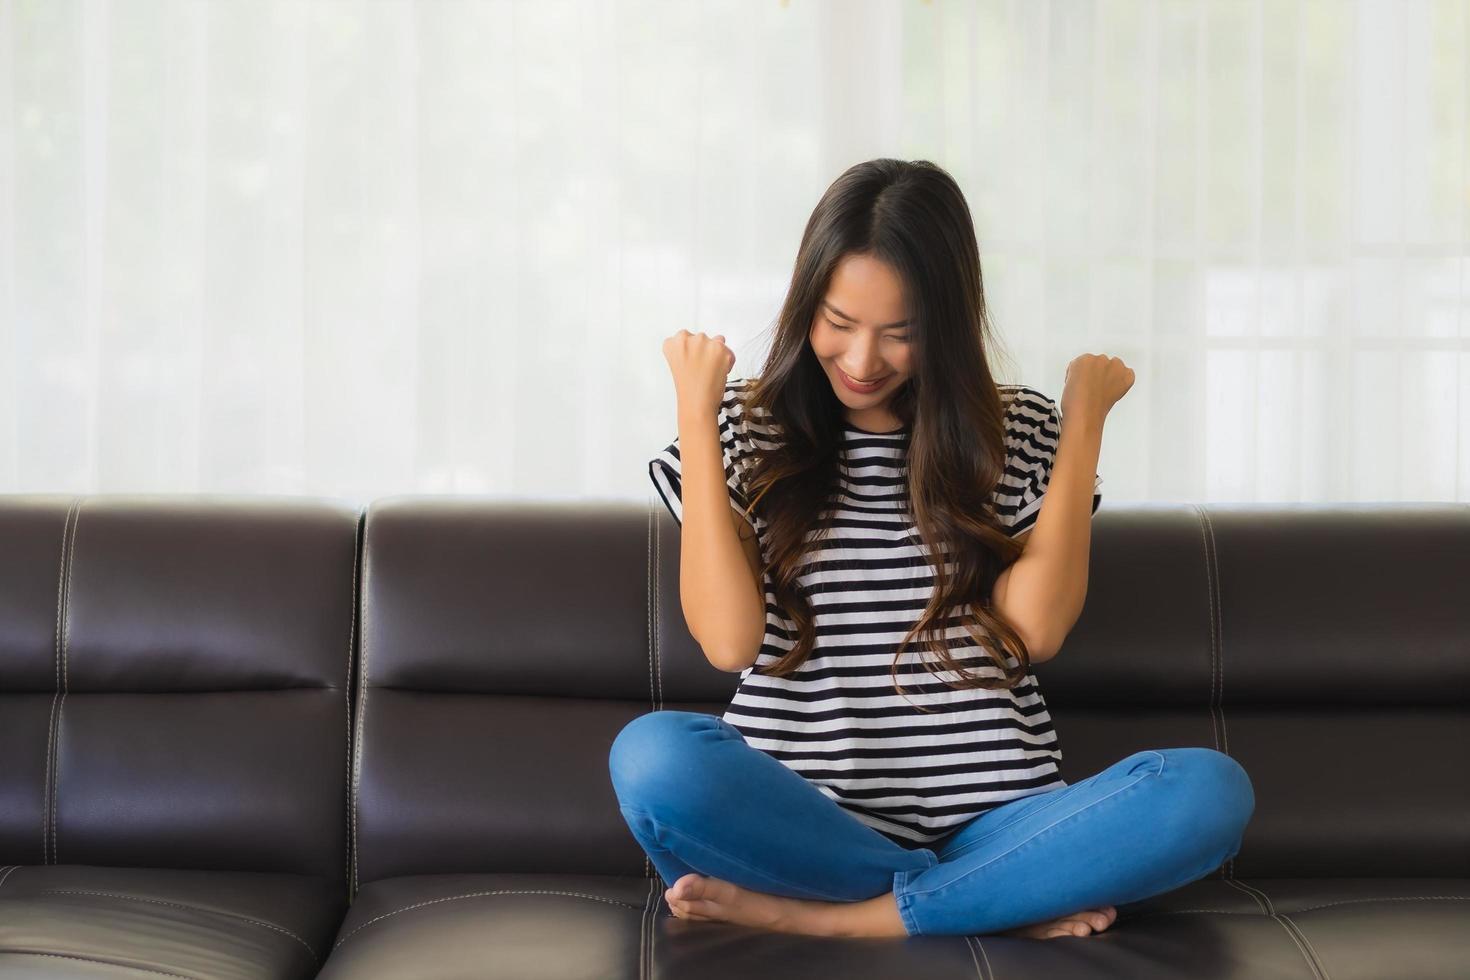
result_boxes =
[620,804,856,903]
[937,786,1079,864]
[896,878,922,936]
[904,750,1167,900]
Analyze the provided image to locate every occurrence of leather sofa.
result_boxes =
[1,493,1466,979]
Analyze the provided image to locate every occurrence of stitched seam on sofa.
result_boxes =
[903,752,1165,899]
[44,499,78,866]
[654,497,663,713]
[1293,896,1470,914]
[647,502,653,716]
[1237,881,1330,980]
[644,503,654,881]
[344,508,362,895]
[1204,507,1227,758]
[52,499,81,865]
[42,504,66,865]
[351,510,372,898]
[964,935,992,980]
[42,686,58,864]
[0,950,197,979]
[1116,908,1269,919]
[1195,504,1237,884]
[1198,505,1235,879]
[331,889,646,950]
[36,889,319,964]
[345,511,363,899]
[1191,505,1222,758]
[54,501,80,865]
[620,805,856,903]
[1280,911,1331,972]
[642,877,655,980]
[0,866,17,891]
[1225,878,1273,914]
[1128,899,1470,928]
[1277,912,1331,980]
[1265,913,1327,980]
[651,500,660,714]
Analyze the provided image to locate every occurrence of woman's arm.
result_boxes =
[676,404,768,672]
[989,408,1105,664]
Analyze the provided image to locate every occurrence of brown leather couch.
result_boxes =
[1,494,1466,978]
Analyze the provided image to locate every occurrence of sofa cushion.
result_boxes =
[0,496,360,884]
[350,501,655,895]
[312,871,1470,979]
[0,864,345,979]
[318,872,657,979]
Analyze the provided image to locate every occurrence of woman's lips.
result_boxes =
[837,366,891,393]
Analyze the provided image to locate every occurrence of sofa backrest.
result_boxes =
[349,497,667,896]
[5,496,1464,899]
[1051,503,1469,879]
[0,495,359,889]
[352,498,1470,894]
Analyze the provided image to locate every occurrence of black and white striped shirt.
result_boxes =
[648,378,1104,845]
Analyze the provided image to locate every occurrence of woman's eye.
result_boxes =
[828,319,909,342]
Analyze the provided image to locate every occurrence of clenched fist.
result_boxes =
[1060,353,1135,425]
[663,330,737,418]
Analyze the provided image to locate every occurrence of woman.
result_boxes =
[611,159,1254,940]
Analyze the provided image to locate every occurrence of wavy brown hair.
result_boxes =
[734,159,1034,711]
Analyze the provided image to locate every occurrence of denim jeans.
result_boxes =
[608,709,1255,937]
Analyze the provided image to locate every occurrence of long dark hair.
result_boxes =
[735,158,1032,711]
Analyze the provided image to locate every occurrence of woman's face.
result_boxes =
[808,253,914,428]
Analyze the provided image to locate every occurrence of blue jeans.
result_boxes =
[608,710,1255,937]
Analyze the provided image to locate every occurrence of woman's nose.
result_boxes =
[847,340,884,373]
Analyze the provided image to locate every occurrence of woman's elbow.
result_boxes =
[1026,640,1060,665]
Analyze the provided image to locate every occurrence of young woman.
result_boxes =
[611,159,1255,941]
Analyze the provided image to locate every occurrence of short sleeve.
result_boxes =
[994,387,1104,538]
[649,379,763,536]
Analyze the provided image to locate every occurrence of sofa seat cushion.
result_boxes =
[319,872,661,978]
[1112,877,1470,980]
[0,864,345,979]
[319,874,1469,979]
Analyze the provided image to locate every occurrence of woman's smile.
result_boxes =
[836,366,892,393]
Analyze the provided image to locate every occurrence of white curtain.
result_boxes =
[0,0,1465,508]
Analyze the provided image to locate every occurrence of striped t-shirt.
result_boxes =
[647,377,1104,845]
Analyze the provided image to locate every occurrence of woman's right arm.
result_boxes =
[675,403,766,673]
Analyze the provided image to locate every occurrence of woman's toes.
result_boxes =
[673,902,712,921]
[1048,922,1088,938]
[668,897,702,919]
[666,873,706,904]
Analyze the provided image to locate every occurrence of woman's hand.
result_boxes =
[663,330,737,417]
[1060,353,1135,425]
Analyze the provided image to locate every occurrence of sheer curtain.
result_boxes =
[0,0,1464,509]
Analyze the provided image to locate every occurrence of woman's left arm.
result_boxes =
[990,408,1105,664]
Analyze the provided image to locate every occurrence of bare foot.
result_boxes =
[664,873,833,935]
[999,905,1117,940]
